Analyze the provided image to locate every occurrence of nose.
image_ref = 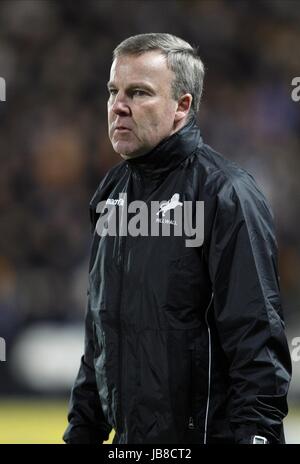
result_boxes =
[110,92,131,116]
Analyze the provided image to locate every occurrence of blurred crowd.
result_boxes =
[0,0,299,392]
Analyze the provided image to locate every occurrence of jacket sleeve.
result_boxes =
[207,173,292,444]
[63,291,112,444]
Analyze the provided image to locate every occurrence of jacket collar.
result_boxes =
[125,116,202,178]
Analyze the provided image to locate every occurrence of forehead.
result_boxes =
[109,51,174,88]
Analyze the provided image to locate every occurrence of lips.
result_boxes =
[115,126,131,131]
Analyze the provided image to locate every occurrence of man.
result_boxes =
[63,33,292,444]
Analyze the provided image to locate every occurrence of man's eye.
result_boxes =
[133,90,147,96]
[109,89,117,96]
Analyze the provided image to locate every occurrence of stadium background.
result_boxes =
[0,0,300,443]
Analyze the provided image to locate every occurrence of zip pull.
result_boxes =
[188,416,195,430]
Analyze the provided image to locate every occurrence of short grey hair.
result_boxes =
[113,33,205,119]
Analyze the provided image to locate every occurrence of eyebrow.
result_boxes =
[107,81,156,93]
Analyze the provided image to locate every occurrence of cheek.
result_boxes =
[148,102,175,135]
[139,102,170,127]
[132,100,175,143]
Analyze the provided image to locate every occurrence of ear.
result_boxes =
[174,93,193,123]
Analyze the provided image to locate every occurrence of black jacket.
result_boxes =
[63,117,291,444]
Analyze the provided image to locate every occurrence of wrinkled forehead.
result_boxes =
[109,51,174,89]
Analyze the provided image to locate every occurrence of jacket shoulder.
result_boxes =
[195,143,273,216]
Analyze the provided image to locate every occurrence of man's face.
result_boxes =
[107,51,179,159]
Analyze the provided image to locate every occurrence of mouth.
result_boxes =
[114,124,132,132]
[115,127,131,133]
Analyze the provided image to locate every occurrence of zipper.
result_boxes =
[203,291,214,444]
[116,189,130,434]
[188,415,195,430]
[187,292,214,438]
[188,345,196,430]
[117,237,126,432]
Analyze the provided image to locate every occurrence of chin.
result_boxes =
[113,142,140,157]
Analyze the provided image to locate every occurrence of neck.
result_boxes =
[170,114,191,136]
